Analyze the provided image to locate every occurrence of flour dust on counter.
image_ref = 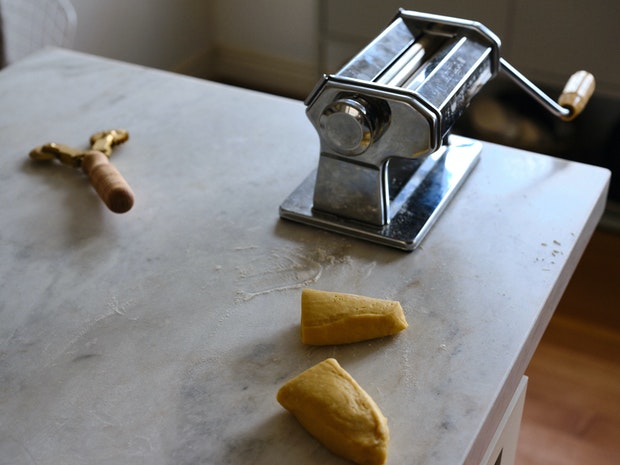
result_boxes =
[229,241,358,302]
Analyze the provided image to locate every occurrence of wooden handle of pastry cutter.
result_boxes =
[81,150,134,213]
[558,70,595,121]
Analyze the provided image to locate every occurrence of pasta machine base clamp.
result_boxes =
[281,135,480,250]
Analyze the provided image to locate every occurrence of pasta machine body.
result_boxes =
[280,10,594,250]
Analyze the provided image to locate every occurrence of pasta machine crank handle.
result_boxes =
[500,58,595,121]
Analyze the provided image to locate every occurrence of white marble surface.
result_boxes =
[0,49,610,465]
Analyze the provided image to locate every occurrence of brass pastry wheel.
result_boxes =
[29,129,135,213]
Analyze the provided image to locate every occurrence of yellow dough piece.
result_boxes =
[301,288,408,345]
[277,358,389,465]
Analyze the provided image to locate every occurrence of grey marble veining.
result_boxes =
[0,49,610,465]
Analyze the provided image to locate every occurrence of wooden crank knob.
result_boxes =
[558,70,595,121]
[81,150,134,213]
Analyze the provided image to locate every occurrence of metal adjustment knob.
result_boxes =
[319,97,380,155]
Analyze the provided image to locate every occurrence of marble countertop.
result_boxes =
[0,49,610,465]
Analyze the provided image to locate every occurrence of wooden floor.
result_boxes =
[516,227,620,465]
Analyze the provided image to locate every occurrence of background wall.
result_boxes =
[69,0,318,96]
[71,0,215,76]
[209,0,318,96]
[68,0,618,101]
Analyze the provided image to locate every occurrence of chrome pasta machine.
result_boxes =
[280,9,595,251]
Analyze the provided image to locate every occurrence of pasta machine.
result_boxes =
[279,9,595,251]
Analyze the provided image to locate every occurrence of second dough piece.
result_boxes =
[277,358,389,465]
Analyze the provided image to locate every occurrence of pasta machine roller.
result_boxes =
[279,9,595,251]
